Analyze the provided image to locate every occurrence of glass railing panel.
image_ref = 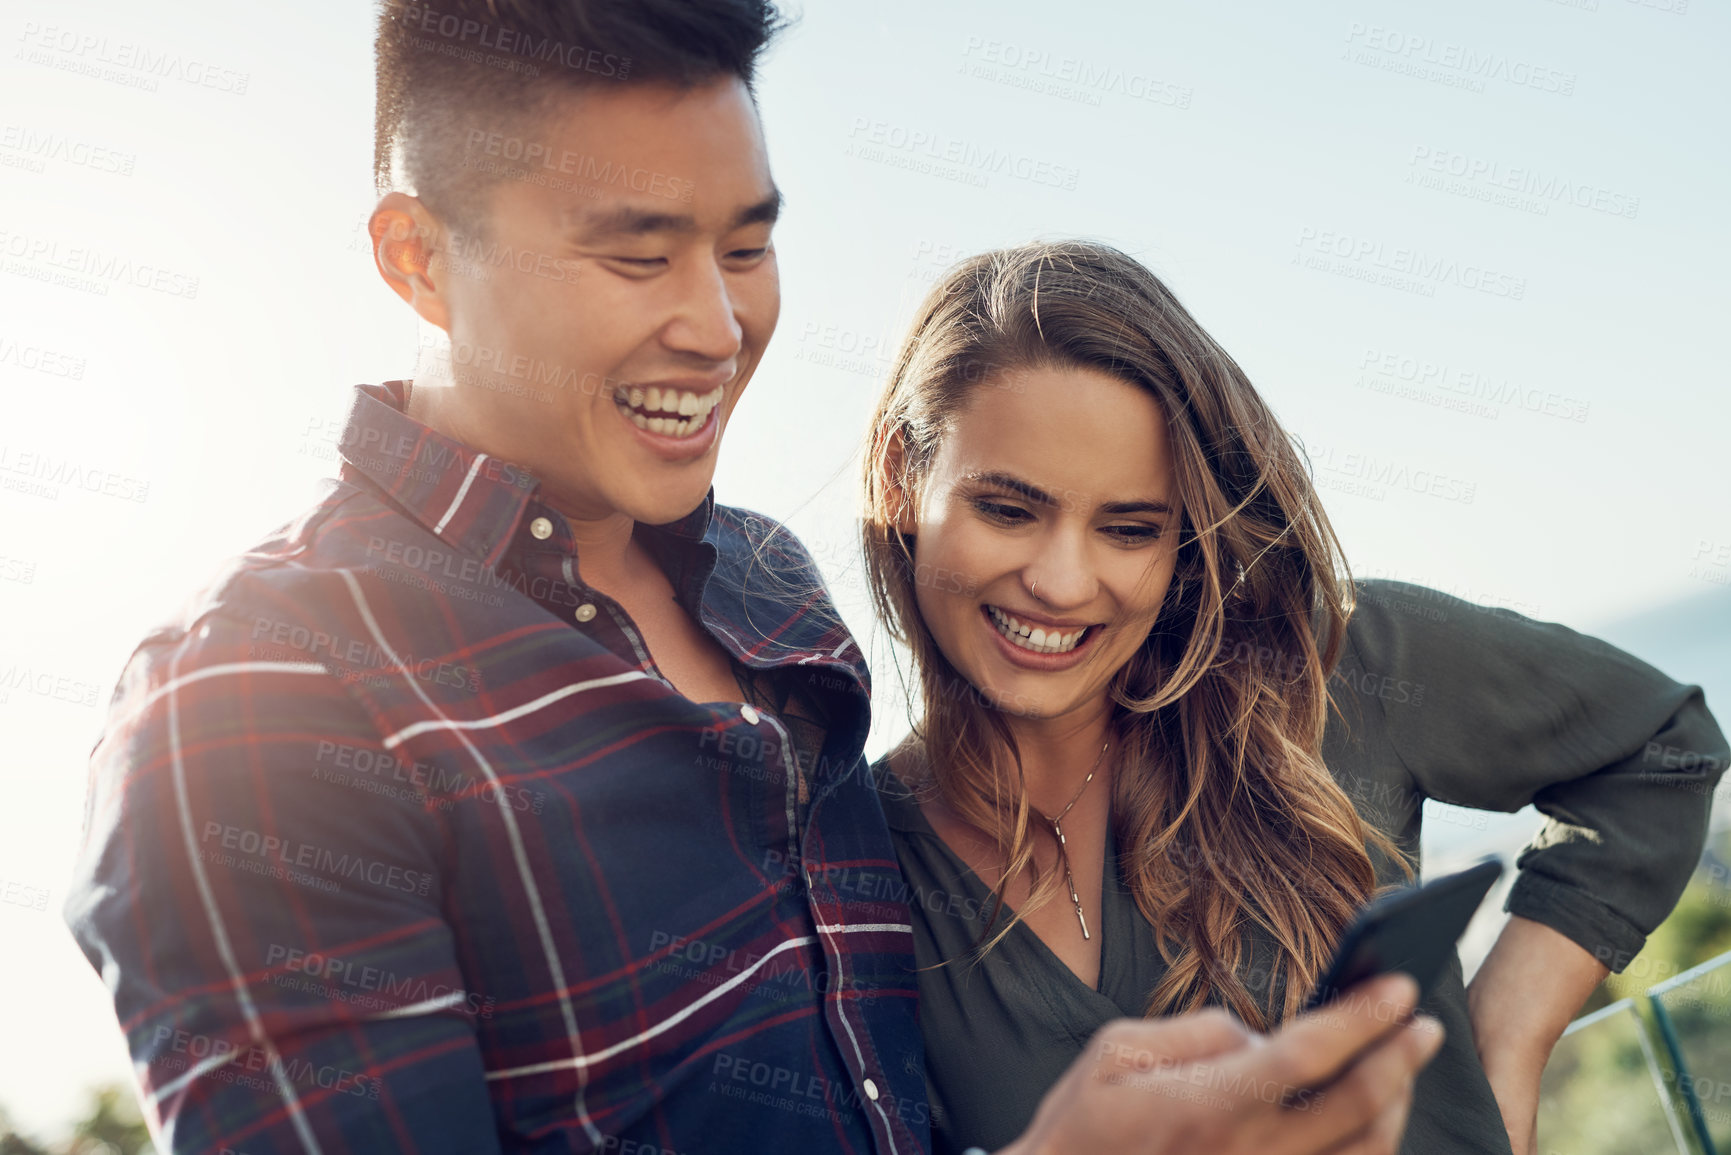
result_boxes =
[1649,953,1731,1153]
[1536,999,1690,1155]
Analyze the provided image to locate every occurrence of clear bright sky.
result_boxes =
[2,0,1727,1139]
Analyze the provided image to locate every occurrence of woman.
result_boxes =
[857,240,1728,1155]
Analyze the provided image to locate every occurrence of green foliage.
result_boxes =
[0,1086,153,1155]
[0,1131,53,1155]
[0,1100,51,1155]
[62,1085,153,1155]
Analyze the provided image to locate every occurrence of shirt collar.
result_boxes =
[337,381,716,570]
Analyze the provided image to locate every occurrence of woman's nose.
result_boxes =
[1022,534,1096,607]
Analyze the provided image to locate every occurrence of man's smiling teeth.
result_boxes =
[987,606,1089,654]
[612,385,724,438]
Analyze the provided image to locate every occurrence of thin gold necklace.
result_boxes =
[1028,739,1110,941]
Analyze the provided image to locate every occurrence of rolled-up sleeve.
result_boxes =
[64,606,504,1154]
[1343,579,1729,971]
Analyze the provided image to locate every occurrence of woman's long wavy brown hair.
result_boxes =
[860,240,1410,1029]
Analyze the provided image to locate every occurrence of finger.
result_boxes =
[1264,1014,1443,1155]
[1252,974,1420,1093]
[1319,1074,1415,1155]
[1015,1011,1258,1155]
[1318,1024,1439,1155]
[1089,1009,1256,1075]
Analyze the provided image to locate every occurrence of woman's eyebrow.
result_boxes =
[963,471,1173,515]
[1101,499,1174,516]
[963,470,1054,505]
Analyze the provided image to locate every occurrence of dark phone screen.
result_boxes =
[1304,858,1504,1011]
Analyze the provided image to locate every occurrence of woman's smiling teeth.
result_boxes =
[987,606,1090,654]
[613,384,724,438]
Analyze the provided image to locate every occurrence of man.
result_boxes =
[64,2,1443,1151]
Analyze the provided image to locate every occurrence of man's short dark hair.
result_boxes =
[374,0,788,236]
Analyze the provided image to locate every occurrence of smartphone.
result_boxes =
[1303,857,1504,1011]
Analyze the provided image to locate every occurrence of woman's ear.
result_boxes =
[880,426,919,535]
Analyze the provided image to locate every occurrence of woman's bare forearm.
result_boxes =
[1466,914,1610,1064]
[1465,914,1611,1154]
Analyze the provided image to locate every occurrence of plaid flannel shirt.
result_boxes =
[65,380,929,1154]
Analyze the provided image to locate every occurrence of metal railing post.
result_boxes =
[1648,992,1719,1155]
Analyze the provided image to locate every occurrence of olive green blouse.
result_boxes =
[875,579,1730,1155]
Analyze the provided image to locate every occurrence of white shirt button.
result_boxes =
[740,704,760,725]
[574,603,597,623]
[862,1078,880,1101]
[528,516,553,540]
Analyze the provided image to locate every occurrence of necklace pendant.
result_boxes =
[1028,739,1110,948]
[1064,874,1088,941]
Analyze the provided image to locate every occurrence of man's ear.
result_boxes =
[370,192,452,332]
[878,426,919,536]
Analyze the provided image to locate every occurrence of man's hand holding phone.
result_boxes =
[998,973,1445,1155]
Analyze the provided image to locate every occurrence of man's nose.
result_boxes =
[663,257,744,364]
